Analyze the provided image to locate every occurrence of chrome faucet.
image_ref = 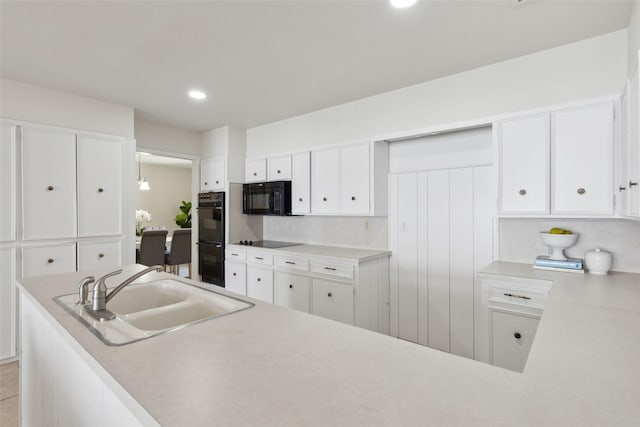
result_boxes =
[77,276,95,305]
[85,265,163,321]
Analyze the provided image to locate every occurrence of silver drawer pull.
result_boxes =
[324,267,337,271]
[231,253,239,256]
[255,257,263,260]
[503,293,531,300]
[285,261,296,265]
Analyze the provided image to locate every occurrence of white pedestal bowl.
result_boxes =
[539,232,579,261]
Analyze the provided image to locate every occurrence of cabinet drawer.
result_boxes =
[487,281,549,310]
[22,243,77,278]
[275,272,310,313]
[246,251,273,266]
[225,261,247,296]
[78,240,122,272]
[275,255,309,272]
[246,265,274,303]
[226,248,246,262]
[310,261,354,280]
[312,278,354,325]
[490,309,540,372]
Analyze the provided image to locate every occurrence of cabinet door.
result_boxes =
[630,68,640,215]
[498,114,550,214]
[490,309,540,372]
[340,143,370,214]
[78,240,122,272]
[246,265,273,303]
[275,272,310,313]
[267,154,292,181]
[225,261,247,296]
[0,122,16,242]
[22,243,76,278]
[311,148,340,214]
[620,82,632,215]
[311,278,354,325]
[22,126,77,240]
[552,102,614,215]
[201,158,225,191]
[245,158,267,183]
[291,151,311,215]
[77,134,122,237]
[0,247,16,360]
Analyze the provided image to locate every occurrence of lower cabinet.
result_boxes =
[476,273,550,372]
[275,271,310,313]
[22,242,77,278]
[311,278,353,324]
[246,264,274,303]
[223,245,390,334]
[78,240,122,272]
[0,247,16,361]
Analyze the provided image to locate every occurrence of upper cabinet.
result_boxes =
[77,134,122,237]
[620,67,640,218]
[497,100,614,216]
[311,141,388,216]
[245,158,266,183]
[201,157,225,191]
[291,151,311,215]
[267,154,292,181]
[22,126,77,240]
[0,122,16,242]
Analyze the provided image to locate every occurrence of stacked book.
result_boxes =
[533,256,584,273]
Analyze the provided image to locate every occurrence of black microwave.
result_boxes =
[243,181,292,216]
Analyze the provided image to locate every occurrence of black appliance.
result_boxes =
[236,240,302,249]
[243,181,292,216]
[198,192,225,286]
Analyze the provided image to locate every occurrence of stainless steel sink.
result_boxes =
[54,278,253,345]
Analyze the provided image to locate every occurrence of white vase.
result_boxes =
[585,248,612,275]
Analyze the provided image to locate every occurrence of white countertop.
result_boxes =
[17,262,640,426]
[227,243,391,262]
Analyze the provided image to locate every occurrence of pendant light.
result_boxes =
[137,153,150,191]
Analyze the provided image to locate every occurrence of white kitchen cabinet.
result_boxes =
[476,273,550,372]
[497,113,550,214]
[201,157,225,191]
[275,271,310,313]
[22,242,77,278]
[621,66,640,217]
[311,147,340,213]
[246,264,274,303]
[22,125,77,240]
[245,158,267,183]
[0,247,16,360]
[340,143,370,214]
[291,151,311,215]
[78,240,122,272]
[311,278,354,325]
[77,133,122,237]
[0,122,16,242]
[552,102,614,215]
[225,260,247,296]
[267,154,292,181]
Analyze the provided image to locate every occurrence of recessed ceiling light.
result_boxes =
[188,90,207,100]
[390,0,417,8]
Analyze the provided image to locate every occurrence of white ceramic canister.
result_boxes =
[584,248,613,275]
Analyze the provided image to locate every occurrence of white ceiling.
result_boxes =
[0,0,634,132]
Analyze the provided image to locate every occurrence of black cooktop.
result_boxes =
[236,240,302,249]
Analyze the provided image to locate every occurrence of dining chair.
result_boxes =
[137,230,168,267]
[164,229,192,278]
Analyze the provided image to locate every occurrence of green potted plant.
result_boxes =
[174,200,192,228]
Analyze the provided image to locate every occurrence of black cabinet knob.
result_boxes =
[289,284,293,289]
[233,272,237,276]
[98,188,104,193]
[277,169,281,174]
[215,180,219,184]
[323,197,327,202]
[204,182,208,186]
[351,196,356,201]
[519,189,526,196]
[47,258,54,264]
[514,332,522,340]
[257,277,261,282]
[299,197,303,202]
[47,186,54,191]
[98,253,104,258]
[577,188,586,195]
[327,292,332,298]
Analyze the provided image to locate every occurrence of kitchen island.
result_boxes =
[17,262,640,426]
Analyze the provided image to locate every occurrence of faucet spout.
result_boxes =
[105,265,163,304]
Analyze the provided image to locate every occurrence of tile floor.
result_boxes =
[0,361,19,427]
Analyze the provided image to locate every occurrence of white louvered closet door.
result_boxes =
[391,165,494,359]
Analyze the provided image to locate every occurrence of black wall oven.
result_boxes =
[243,181,292,216]
[198,192,225,286]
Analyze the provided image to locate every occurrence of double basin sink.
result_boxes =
[55,278,253,345]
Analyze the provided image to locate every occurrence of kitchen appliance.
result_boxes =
[243,181,292,216]
[198,192,225,286]
[585,248,612,275]
[236,240,302,249]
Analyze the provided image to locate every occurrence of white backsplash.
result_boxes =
[499,218,640,273]
[263,216,387,250]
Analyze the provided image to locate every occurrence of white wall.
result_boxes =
[247,30,627,156]
[0,79,134,138]
[628,0,640,73]
[499,218,640,274]
[135,116,201,156]
[135,163,192,232]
